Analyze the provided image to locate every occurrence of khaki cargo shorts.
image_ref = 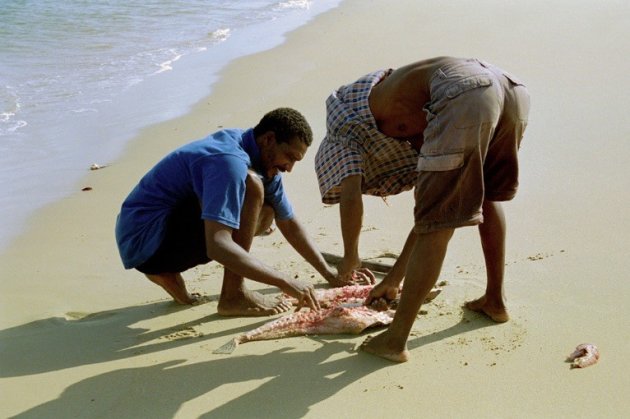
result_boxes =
[414,59,530,233]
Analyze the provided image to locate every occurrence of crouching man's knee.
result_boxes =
[244,172,276,236]
[244,171,265,206]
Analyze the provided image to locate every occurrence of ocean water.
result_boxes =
[0,0,341,251]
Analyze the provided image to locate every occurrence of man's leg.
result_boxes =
[217,172,291,316]
[145,272,199,305]
[255,204,275,236]
[465,200,509,322]
[137,197,208,305]
[361,228,454,362]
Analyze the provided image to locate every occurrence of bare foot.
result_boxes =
[464,296,509,323]
[145,273,200,305]
[217,288,292,317]
[359,332,409,363]
[191,294,213,305]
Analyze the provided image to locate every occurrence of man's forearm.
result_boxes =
[276,218,335,281]
[205,223,292,290]
[384,228,418,285]
[339,175,363,262]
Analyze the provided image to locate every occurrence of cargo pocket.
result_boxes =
[444,75,494,100]
[503,71,525,87]
[416,152,464,172]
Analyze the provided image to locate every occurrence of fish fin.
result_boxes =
[213,338,238,355]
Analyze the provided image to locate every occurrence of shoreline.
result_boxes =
[0,0,343,254]
[1,0,629,417]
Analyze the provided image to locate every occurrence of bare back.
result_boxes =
[369,56,458,142]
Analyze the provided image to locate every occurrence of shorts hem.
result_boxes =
[413,214,483,234]
[484,190,517,202]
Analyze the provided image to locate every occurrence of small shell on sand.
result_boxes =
[567,343,599,369]
[90,163,107,170]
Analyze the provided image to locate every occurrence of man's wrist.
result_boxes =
[322,268,337,283]
[343,249,360,263]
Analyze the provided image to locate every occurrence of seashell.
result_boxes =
[567,343,599,369]
[90,163,107,170]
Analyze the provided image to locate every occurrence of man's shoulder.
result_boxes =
[210,128,245,142]
[188,128,244,148]
[181,129,248,159]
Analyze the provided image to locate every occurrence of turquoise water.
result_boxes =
[0,0,341,250]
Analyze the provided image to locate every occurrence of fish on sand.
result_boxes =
[213,284,441,355]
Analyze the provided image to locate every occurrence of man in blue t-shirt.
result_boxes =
[116,108,352,315]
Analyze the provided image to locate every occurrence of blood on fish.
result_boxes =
[286,284,441,308]
[566,343,599,369]
[283,284,374,308]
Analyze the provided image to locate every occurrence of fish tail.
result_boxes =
[213,338,238,355]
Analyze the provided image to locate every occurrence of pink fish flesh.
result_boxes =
[286,284,441,308]
[213,303,395,354]
[291,284,375,308]
[567,343,600,369]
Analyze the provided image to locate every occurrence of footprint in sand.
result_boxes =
[64,311,91,321]
[191,294,214,305]
[525,249,565,262]
[64,311,116,322]
[162,326,203,341]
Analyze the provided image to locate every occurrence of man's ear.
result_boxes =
[260,130,276,146]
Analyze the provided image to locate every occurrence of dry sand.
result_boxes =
[1,0,629,417]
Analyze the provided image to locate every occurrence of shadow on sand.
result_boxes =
[3,299,494,418]
[0,298,230,378]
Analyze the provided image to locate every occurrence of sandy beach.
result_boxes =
[1,0,629,417]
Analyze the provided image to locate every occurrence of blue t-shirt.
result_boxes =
[115,128,294,269]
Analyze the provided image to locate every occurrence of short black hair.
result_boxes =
[253,108,313,146]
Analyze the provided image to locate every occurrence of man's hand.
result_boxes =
[327,267,376,287]
[336,254,360,283]
[283,278,321,311]
[365,280,400,306]
[350,268,376,285]
[335,255,376,286]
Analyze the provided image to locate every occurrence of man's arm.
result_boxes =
[204,220,319,310]
[338,174,364,280]
[275,217,339,285]
[383,228,417,285]
[365,228,419,304]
